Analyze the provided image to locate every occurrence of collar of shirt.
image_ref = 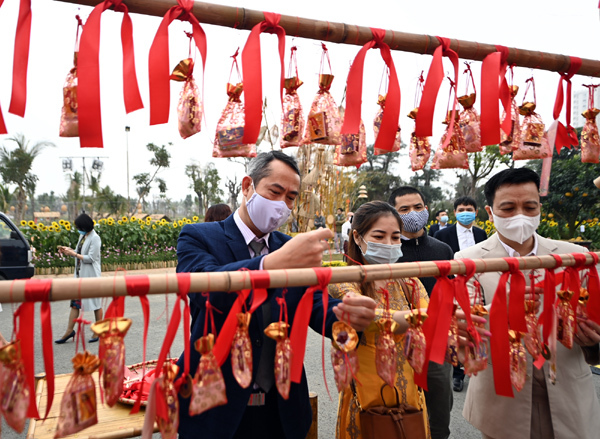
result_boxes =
[233,210,271,250]
[456,222,473,233]
[498,234,538,257]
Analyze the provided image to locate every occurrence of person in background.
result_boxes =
[56,213,103,344]
[456,167,600,439]
[334,207,345,253]
[388,186,454,439]
[341,212,354,261]
[428,209,448,237]
[328,200,430,439]
[433,196,487,392]
[176,151,377,439]
[314,211,326,229]
[205,203,232,223]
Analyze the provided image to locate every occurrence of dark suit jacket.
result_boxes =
[428,223,449,237]
[175,215,340,439]
[433,223,487,253]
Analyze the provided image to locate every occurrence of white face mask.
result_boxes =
[359,237,403,265]
[245,184,292,234]
[491,209,540,244]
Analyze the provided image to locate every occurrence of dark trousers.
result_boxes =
[232,388,285,439]
[453,362,465,380]
[425,361,453,439]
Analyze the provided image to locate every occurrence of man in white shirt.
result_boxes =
[340,212,353,260]
[429,209,449,236]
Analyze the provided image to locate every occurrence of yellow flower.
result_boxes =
[565,192,573,197]
[152,224,156,230]
[118,220,123,225]
[178,220,183,226]
[193,216,199,222]
[65,224,71,231]
[20,220,26,226]
[31,224,38,230]
[173,222,178,228]
[185,219,191,224]
[130,216,137,222]
[39,225,47,231]
[122,216,128,222]
[548,213,554,218]
[138,219,144,225]
[28,220,35,227]
[52,221,59,227]
[140,225,145,230]
[107,219,114,226]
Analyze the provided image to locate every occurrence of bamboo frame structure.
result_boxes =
[55,0,600,77]
[2,252,598,304]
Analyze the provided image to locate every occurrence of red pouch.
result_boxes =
[331,320,359,392]
[445,305,459,367]
[407,74,432,171]
[403,310,427,374]
[508,330,527,392]
[523,300,542,358]
[556,290,575,349]
[231,312,253,389]
[499,68,521,155]
[0,341,29,433]
[280,47,305,148]
[432,77,468,169]
[374,94,402,155]
[265,296,293,400]
[376,287,398,386]
[59,16,82,138]
[335,106,367,168]
[581,85,600,163]
[514,78,551,161]
[171,55,202,140]
[458,64,482,153]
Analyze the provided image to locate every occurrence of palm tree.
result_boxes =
[0,134,54,222]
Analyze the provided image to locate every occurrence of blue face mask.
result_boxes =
[456,211,477,226]
[78,230,87,236]
[440,215,449,223]
[360,237,403,265]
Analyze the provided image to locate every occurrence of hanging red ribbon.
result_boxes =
[414,37,459,139]
[480,46,511,146]
[78,0,144,148]
[586,253,600,325]
[341,28,400,152]
[15,279,54,420]
[289,267,332,383]
[0,104,6,134]
[124,275,151,414]
[241,11,286,144]
[414,261,454,390]
[553,57,582,152]
[8,0,31,117]
[213,271,269,367]
[489,266,514,397]
[560,253,587,311]
[453,259,480,344]
[148,0,207,126]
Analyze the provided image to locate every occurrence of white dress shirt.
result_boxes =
[233,210,270,268]
[457,223,476,251]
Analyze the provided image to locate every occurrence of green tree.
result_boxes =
[408,166,446,209]
[186,162,224,216]
[0,134,54,222]
[132,143,171,215]
[456,145,513,197]
[352,145,403,209]
[528,148,599,239]
[0,183,13,213]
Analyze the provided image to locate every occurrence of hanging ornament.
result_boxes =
[281,47,305,148]
[171,55,202,139]
[155,362,180,439]
[523,300,543,358]
[92,317,132,407]
[577,287,590,320]
[60,16,83,138]
[0,340,30,433]
[374,94,402,155]
[404,309,428,374]
[302,44,341,146]
[464,304,490,376]
[445,305,459,367]
[508,330,527,392]
[556,289,576,349]
[458,63,482,153]
[581,84,600,164]
[213,50,256,158]
[375,287,398,386]
[335,106,367,168]
[55,351,100,438]
[432,110,468,169]
[330,320,359,392]
[499,84,522,155]
[408,74,431,171]
[231,312,253,389]
[265,296,293,400]
[514,78,551,161]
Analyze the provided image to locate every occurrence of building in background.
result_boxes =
[572,87,600,128]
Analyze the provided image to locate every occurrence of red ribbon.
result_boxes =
[16,279,54,420]
[480,46,511,146]
[213,271,269,367]
[453,259,480,343]
[341,28,400,152]
[241,12,286,144]
[0,104,6,134]
[586,253,600,325]
[414,261,454,390]
[290,267,332,383]
[414,37,459,139]
[553,57,582,152]
[148,0,207,126]
[504,258,527,333]
[8,0,31,117]
[562,253,587,311]
[124,275,151,414]
[78,0,144,148]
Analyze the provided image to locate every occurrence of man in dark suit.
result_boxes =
[176,151,376,439]
[433,196,487,392]
[428,209,449,237]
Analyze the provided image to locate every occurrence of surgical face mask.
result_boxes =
[245,184,292,234]
[398,209,429,233]
[359,237,403,264]
[440,215,449,223]
[78,230,87,236]
[491,209,540,244]
[456,211,477,226]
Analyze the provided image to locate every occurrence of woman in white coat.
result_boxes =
[56,213,103,343]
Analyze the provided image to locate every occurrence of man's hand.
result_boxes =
[456,309,491,347]
[332,292,377,332]
[263,228,333,270]
[525,285,543,314]
[575,318,600,347]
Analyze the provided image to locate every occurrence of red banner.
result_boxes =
[8,0,31,118]
[480,45,511,146]
[241,12,286,144]
[553,56,582,152]
[341,28,400,152]
[78,0,144,148]
[148,0,207,126]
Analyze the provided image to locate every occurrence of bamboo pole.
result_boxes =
[54,0,600,77]
[2,252,598,303]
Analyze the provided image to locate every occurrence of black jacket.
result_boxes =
[434,223,488,254]
[397,230,454,296]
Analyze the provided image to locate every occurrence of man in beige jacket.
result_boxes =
[455,168,600,439]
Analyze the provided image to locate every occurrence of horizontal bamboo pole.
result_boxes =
[54,0,600,77]
[2,252,598,304]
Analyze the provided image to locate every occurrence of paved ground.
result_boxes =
[3,268,600,438]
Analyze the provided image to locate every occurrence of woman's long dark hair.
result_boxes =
[347,200,403,299]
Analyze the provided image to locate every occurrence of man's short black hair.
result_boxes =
[436,209,447,216]
[484,168,541,207]
[247,151,300,186]
[388,186,426,207]
[74,213,94,233]
[454,196,477,211]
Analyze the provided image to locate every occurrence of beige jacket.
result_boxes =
[455,233,600,439]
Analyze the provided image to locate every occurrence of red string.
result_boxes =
[233,7,239,29]
[295,16,300,37]
[355,25,360,45]
[325,21,330,41]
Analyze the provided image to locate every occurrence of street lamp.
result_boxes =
[60,156,107,214]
